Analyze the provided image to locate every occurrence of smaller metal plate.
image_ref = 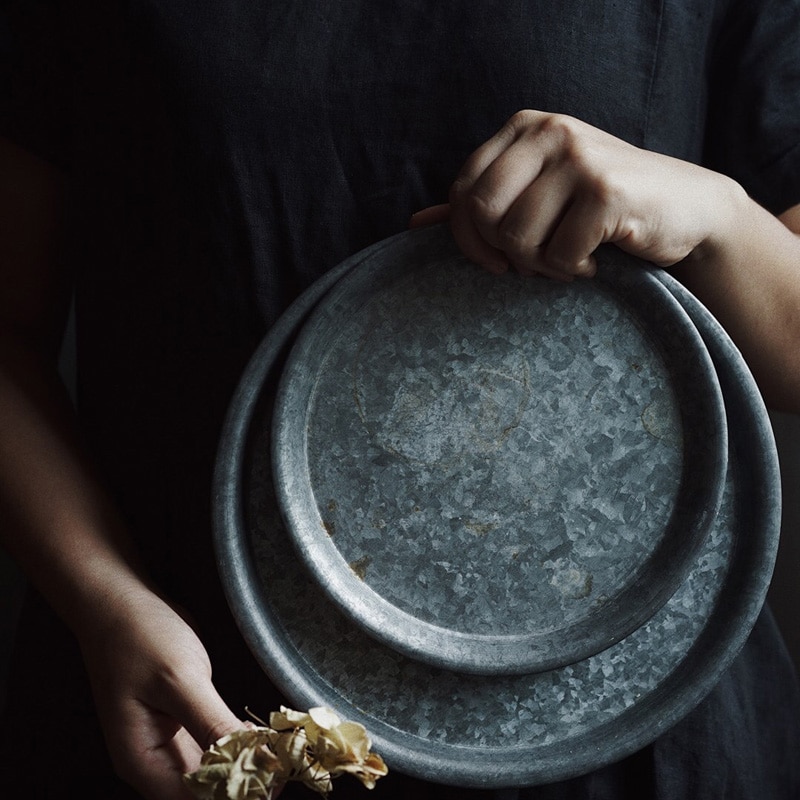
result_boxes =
[271,226,727,675]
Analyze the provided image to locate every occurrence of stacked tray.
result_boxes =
[213,224,780,788]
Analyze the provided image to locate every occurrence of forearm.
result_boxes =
[673,190,800,413]
[0,136,154,637]
[0,336,152,639]
[0,336,244,796]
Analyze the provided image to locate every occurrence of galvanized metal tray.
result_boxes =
[213,228,779,786]
[270,226,727,675]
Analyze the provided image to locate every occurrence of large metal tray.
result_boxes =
[213,228,779,787]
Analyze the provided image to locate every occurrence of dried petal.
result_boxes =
[182,763,232,800]
[269,706,311,731]
[183,728,283,800]
[331,751,389,790]
[307,707,342,731]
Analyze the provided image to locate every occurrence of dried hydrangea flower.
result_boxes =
[185,707,388,800]
[183,727,283,800]
[273,706,388,790]
[269,706,312,731]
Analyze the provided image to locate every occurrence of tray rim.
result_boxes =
[268,226,728,674]
[212,230,780,787]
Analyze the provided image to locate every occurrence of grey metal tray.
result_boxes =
[270,226,727,675]
[213,228,779,787]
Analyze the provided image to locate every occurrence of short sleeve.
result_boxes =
[704,0,800,215]
[0,1,73,168]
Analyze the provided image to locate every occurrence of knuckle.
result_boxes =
[507,109,538,131]
[584,170,624,206]
[539,112,580,145]
[541,116,598,173]
[497,110,540,149]
[468,191,506,227]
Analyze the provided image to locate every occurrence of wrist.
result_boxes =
[12,517,161,649]
[683,174,752,270]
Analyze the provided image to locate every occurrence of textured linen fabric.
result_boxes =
[1,1,800,797]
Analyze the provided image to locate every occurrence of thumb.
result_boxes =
[409,203,450,228]
[163,673,244,750]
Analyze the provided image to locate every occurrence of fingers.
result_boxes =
[449,113,539,275]
[491,167,580,280]
[544,195,602,278]
[109,678,242,800]
[459,128,549,252]
[409,203,450,228]
[186,691,243,751]
[449,111,607,279]
[156,671,243,751]
[421,112,714,280]
[121,712,203,800]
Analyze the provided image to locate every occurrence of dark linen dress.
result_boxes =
[2,1,800,797]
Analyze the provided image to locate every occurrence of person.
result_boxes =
[1,2,799,798]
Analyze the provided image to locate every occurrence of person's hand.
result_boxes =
[78,586,243,800]
[412,109,745,281]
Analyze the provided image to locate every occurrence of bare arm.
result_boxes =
[0,135,128,624]
[0,137,241,800]
[672,200,800,412]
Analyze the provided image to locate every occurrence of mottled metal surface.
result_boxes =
[271,227,727,674]
[212,228,780,787]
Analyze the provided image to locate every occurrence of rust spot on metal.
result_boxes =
[350,555,372,580]
[464,520,497,537]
